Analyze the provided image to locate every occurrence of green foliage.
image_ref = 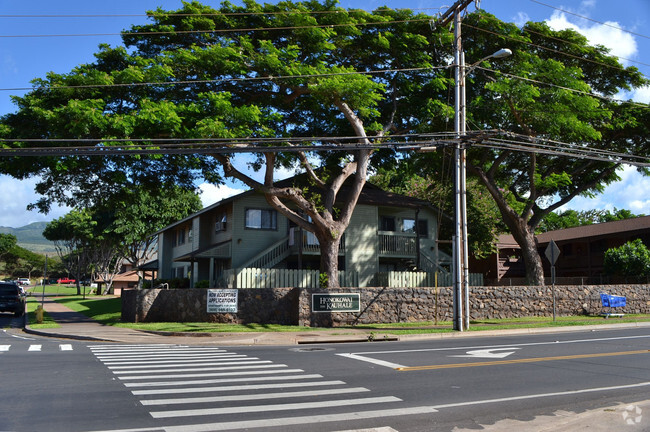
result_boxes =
[0,233,17,260]
[604,239,650,277]
[538,208,643,232]
[319,272,329,289]
[371,160,503,259]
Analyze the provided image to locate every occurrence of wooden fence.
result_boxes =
[220,268,482,288]
[222,268,359,289]
[376,271,483,287]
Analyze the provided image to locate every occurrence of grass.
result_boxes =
[37,294,650,335]
[25,298,58,328]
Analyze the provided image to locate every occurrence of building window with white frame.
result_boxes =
[245,208,277,230]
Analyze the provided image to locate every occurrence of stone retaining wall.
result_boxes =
[121,285,650,326]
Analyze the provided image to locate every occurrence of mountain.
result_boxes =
[0,222,57,254]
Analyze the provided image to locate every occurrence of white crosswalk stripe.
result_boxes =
[0,344,75,352]
[87,344,422,431]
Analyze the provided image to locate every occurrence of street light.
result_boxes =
[453,41,512,331]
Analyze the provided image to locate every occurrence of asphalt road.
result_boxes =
[1,325,649,432]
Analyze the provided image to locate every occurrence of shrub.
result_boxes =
[604,239,650,277]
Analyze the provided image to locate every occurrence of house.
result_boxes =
[473,216,650,285]
[154,180,451,288]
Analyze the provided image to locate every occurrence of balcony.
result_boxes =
[288,229,345,255]
[378,232,417,258]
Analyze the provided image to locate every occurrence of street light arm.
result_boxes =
[466,48,512,74]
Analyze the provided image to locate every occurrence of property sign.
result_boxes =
[312,293,360,313]
[207,289,238,313]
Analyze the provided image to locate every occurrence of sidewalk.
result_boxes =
[22,296,650,345]
[19,298,650,431]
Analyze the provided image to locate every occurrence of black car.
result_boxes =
[0,282,25,317]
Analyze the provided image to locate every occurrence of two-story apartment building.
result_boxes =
[154,181,449,288]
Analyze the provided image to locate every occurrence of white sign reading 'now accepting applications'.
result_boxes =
[207,289,238,313]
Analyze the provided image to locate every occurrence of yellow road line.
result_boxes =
[396,349,650,371]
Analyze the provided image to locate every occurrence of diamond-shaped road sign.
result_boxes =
[545,240,560,265]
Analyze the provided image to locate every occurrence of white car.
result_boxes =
[17,278,30,286]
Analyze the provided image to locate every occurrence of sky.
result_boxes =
[0,0,648,227]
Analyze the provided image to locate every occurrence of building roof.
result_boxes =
[154,174,446,235]
[496,215,650,248]
[536,215,650,243]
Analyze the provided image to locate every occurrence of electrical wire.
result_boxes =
[1,130,647,168]
[0,65,451,93]
[529,0,650,41]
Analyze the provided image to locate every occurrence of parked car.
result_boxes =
[0,282,25,317]
[57,278,76,284]
[17,278,30,286]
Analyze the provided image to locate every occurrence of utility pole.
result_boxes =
[432,0,474,331]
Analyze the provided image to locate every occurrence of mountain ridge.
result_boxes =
[0,222,56,254]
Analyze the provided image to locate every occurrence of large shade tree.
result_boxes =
[1,3,647,288]
[422,12,649,285]
[0,0,447,288]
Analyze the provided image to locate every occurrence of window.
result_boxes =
[172,226,186,247]
[380,216,396,232]
[402,218,416,233]
[417,220,428,238]
[216,213,227,232]
[245,208,277,230]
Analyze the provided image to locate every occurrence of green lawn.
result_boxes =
[37,294,650,334]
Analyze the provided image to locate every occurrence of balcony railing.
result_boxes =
[288,230,345,254]
[378,232,417,257]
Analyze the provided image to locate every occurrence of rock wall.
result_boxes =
[121,285,650,326]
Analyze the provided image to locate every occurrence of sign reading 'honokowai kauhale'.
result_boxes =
[312,293,360,313]
[207,289,238,313]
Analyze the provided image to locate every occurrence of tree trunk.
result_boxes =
[511,224,545,286]
[317,232,342,289]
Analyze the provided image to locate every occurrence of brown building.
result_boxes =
[472,216,650,285]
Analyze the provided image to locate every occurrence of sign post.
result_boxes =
[545,240,561,321]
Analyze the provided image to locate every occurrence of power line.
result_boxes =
[0,17,433,38]
[1,130,646,168]
[529,0,650,41]
[0,7,445,19]
[0,65,450,93]
[1,7,646,85]
[463,22,650,80]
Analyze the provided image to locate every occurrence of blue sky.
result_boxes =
[0,0,648,227]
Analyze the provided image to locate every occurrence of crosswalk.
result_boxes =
[88,344,436,432]
[0,343,74,352]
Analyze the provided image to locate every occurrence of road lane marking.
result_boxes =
[122,373,325,387]
[107,360,269,369]
[110,363,278,373]
[397,349,650,371]
[131,380,348,396]
[150,396,402,418]
[0,345,9,352]
[336,353,406,369]
[141,387,371,406]
[60,344,73,351]
[117,368,304,381]
[452,347,520,358]
[28,344,42,351]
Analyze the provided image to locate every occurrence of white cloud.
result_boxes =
[513,12,530,27]
[630,85,650,103]
[563,166,650,215]
[198,183,246,208]
[546,11,638,62]
[0,175,70,227]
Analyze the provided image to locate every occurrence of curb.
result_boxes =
[21,320,650,345]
